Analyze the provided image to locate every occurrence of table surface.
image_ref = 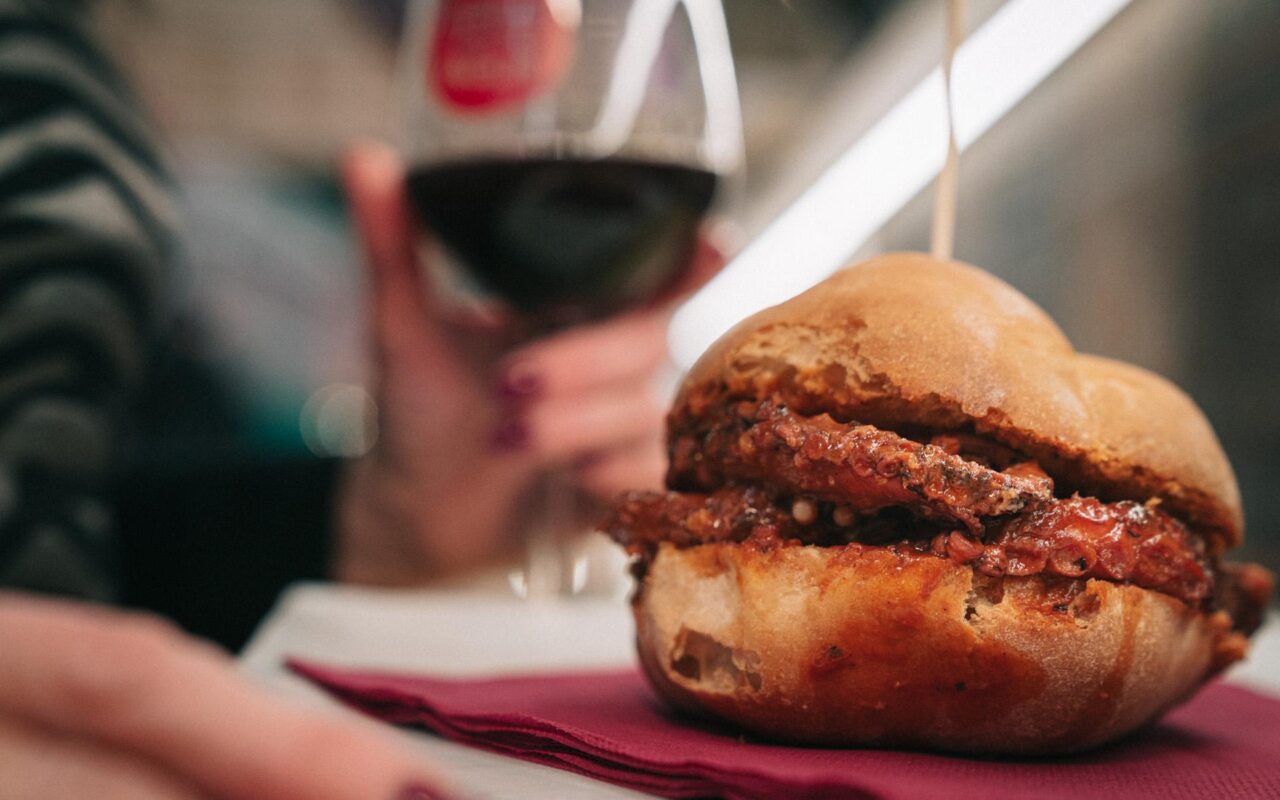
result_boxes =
[239,582,1280,800]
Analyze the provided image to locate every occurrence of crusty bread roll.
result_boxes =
[615,253,1268,754]
[635,542,1244,754]
[675,253,1241,550]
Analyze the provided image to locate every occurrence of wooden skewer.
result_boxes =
[930,0,965,261]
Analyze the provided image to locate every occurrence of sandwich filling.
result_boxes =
[604,400,1272,634]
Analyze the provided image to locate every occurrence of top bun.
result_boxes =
[675,253,1242,549]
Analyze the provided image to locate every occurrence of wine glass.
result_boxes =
[396,0,743,598]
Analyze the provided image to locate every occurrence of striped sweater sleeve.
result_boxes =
[0,0,174,600]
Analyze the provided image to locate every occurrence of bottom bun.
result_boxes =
[634,542,1244,754]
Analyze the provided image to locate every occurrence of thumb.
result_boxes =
[343,142,459,371]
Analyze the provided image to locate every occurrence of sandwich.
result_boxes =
[603,252,1273,754]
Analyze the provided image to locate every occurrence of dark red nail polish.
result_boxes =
[396,783,452,800]
[489,418,530,452]
[498,363,543,402]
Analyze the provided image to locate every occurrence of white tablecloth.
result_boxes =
[239,583,1280,800]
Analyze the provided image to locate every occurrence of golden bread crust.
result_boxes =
[634,542,1243,754]
[676,253,1241,548]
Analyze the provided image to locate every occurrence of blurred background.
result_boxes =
[89,0,1279,576]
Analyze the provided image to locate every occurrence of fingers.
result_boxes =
[575,438,667,498]
[0,594,450,800]
[491,311,673,474]
[0,716,207,800]
[519,383,666,466]
[498,309,671,401]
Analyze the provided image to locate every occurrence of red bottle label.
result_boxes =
[429,0,575,114]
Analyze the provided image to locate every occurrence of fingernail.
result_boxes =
[489,418,530,452]
[497,362,543,402]
[395,783,454,800]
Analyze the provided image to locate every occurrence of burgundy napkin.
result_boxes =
[288,660,1280,800]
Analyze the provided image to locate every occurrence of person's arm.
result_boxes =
[0,0,173,600]
[0,593,451,799]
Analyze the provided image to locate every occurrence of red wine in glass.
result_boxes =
[405,157,717,326]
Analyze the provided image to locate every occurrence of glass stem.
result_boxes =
[524,468,577,600]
